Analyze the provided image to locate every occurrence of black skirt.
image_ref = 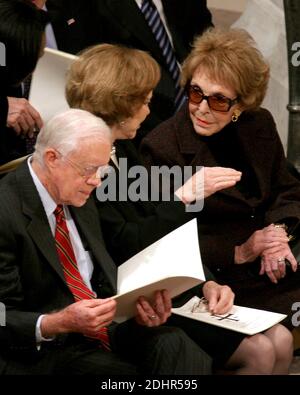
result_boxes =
[167,313,245,369]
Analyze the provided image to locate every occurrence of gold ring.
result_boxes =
[277,257,285,263]
[149,315,156,320]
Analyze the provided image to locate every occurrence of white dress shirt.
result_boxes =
[43,5,58,49]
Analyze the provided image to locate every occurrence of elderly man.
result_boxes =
[0,108,211,375]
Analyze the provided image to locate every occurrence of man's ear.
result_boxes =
[44,148,60,169]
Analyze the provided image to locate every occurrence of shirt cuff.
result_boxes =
[36,315,55,349]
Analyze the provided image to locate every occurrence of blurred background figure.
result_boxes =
[141,28,300,327]
[0,0,48,165]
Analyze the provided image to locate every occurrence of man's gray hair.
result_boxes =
[33,108,111,164]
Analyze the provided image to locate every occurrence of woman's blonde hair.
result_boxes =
[181,28,270,111]
[66,44,161,125]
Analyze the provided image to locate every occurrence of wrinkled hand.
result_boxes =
[235,224,289,264]
[41,298,116,338]
[202,281,234,315]
[260,243,297,283]
[135,290,172,327]
[7,97,43,137]
[175,166,241,204]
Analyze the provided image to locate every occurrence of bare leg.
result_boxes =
[263,324,293,375]
[223,324,293,375]
[224,333,276,374]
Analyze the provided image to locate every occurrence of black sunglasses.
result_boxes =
[187,84,238,112]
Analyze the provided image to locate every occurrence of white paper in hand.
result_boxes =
[114,219,205,322]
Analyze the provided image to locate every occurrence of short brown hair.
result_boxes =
[66,44,161,125]
[181,28,270,111]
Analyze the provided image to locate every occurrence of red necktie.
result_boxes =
[54,205,110,350]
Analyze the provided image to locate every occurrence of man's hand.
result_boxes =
[41,298,116,338]
[7,97,43,137]
[234,224,289,264]
[135,290,172,327]
[202,281,234,315]
[175,166,241,204]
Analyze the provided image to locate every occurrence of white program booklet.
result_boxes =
[29,48,78,123]
[172,296,287,335]
[113,219,205,322]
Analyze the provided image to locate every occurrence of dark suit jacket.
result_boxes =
[0,95,7,129]
[0,95,8,165]
[46,0,101,55]
[46,0,213,141]
[0,94,8,140]
[0,162,116,372]
[140,105,300,323]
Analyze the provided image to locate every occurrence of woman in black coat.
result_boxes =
[140,28,300,326]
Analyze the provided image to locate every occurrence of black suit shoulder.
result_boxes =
[0,95,8,129]
[162,0,213,59]
[47,0,101,54]
[0,95,8,164]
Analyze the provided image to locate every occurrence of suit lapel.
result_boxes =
[17,163,66,283]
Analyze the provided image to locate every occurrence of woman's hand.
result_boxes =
[234,224,289,264]
[202,281,235,315]
[135,290,172,327]
[260,243,298,283]
[175,166,241,204]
